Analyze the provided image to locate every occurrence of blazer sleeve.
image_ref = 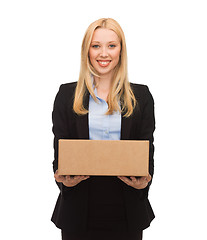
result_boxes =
[52,84,73,192]
[138,85,155,188]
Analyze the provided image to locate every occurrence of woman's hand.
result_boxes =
[54,170,90,187]
[117,174,151,190]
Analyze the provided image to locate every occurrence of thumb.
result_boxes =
[146,174,152,182]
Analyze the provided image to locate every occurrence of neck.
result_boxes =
[94,73,113,92]
[93,73,114,102]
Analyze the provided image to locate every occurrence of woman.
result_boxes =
[52,18,155,240]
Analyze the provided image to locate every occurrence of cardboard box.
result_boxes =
[58,139,149,176]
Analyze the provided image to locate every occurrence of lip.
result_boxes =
[97,60,111,67]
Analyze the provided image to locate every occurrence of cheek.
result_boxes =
[89,49,96,63]
[112,49,121,63]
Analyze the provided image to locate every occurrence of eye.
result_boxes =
[92,45,100,49]
[109,44,116,48]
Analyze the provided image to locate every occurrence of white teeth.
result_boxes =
[98,61,110,65]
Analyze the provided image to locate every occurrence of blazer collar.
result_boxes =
[75,91,90,139]
[120,112,132,140]
[76,91,132,140]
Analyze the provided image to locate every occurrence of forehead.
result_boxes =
[91,28,120,43]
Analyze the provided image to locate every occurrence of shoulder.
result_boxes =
[129,83,155,118]
[58,81,77,93]
[130,82,153,101]
[56,82,77,98]
[130,82,148,93]
[54,82,77,106]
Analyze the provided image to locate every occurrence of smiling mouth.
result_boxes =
[97,60,111,67]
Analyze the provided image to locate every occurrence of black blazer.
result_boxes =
[51,82,155,232]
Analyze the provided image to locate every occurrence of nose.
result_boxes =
[100,46,108,57]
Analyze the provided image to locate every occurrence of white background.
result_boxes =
[0,0,207,239]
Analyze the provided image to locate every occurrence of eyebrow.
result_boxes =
[91,41,119,44]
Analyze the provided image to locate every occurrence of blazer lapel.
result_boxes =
[121,113,132,140]
[76,92,90,139]
[76,113,89,139]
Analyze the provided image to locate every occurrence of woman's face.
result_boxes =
[89,28,121,78]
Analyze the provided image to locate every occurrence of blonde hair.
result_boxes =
[73,18,137,117]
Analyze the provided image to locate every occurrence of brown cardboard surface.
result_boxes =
[58,139,149,176]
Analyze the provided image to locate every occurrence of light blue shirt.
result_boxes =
[88,87,121,140]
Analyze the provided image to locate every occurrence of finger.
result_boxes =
[140,176,147,181]
[54,170,59,178]
[138,182,148,189]
[69,176,86,183]
[118,176,132,186]
[65,175,79,180]
[137,177,147,185]
[65,175,72,181]
[121,177,131,181]
[55,174,65,182]
[55,170,64,178]
[118,176,127,181]
[146,174,152,182]
[83,176,90,180]
[73,175,86,181]
[73,175,80,180]
[140,175,151,183]
[130,177,137,182]
[54,170,66,180]
[118,176,125,182]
